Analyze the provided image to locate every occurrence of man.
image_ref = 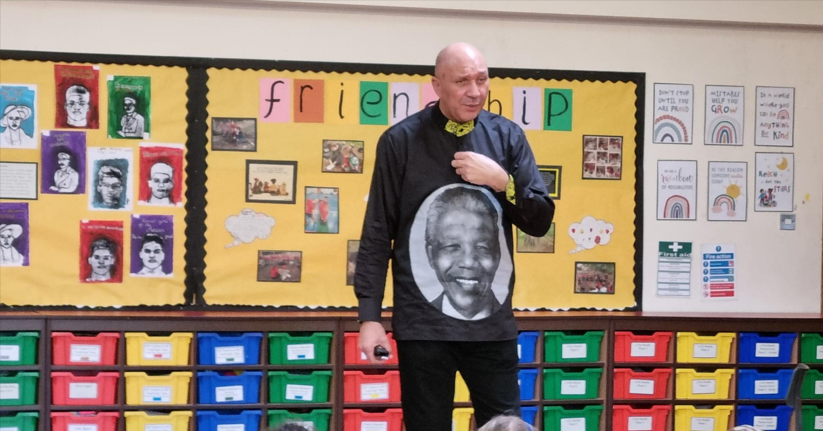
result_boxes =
[355,42,554,431]
[65,85,91,128]
[50,151,79,193]
[0,105,35,147]
[118,95,145,137]
[96,165,125,209]
[145,162,174,205]
[86,237,116,282]
[136,233,167,276]
[0,223,24,266]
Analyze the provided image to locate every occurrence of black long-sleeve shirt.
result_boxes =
[355,103,555,341]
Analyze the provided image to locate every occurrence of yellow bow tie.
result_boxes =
[445,120,474,137]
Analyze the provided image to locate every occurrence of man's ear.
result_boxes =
[425,243,435,266]
[431,76,442,98]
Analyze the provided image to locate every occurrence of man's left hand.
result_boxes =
[452,151,509,192]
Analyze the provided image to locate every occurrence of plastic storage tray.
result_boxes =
[544,331,604,363]
[125,333,192,366]
[51,412,119,431]
[613,368,672,400]
[51,332,119,366]
[197,371,262,404]
[676,332,735,363]
[343,370,401,403]
[267,409,332,431]
[518,331,539,363]
[0,371,38,406]
[268,370,332,403]
[124,371,192,405]
[197,332,263,365]
[51,372,118,406]
[268,332,333,365]
[0,412,38,431]
[195,411,261,431]
[675,368,735,400]
[674,405,733,431]
[612,405,671,431]
[543,368,602,400]
[614,331,672,362]
[0,332,39,366]
[124,411,192,431]
[736,405,792,431]
[738,332,796,364]
[543,405,603,431]
[737,368,793,400]
[343,409,403,431]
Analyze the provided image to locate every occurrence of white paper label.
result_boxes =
[0,345,21,362]
[755,342,780,358]
[628,417,653,431]
[68,425,98,431]
[815,380,823,394]
[361,422,388,431]
[69,382,98,399]
[754,379,779,394]
[214,346,245,364]
[753,416,777,430]
[360,351,368,360]
[287,344,316,361]
[690,417,715,431]
[693,343,718,358]
[285,384,314,401]
[817,345,823,360]
[142,342,173,360]
[629,379,655,395]
[518,344,522,359]
[70,344,102,363]
[692,379,717,394]
[814,416,823,429]
[216,385,244,402]
[0,426,18,431]
[360,382,389,400]
[562,343,587,359]
[630,342,656,357]
[145,425,173,431]
[216,425,244,431]
[560,417,586,431]
[0,383,20,400]
[560,379,586,395]
[142,385,172,403]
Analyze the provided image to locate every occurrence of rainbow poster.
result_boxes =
[657,160,697,220]
[754,152,794,212]
[708,161,747,221]
[705,85,744,146]
[653,83,693,144]
[755,86,794,147]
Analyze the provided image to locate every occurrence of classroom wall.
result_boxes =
[2,0,821,313]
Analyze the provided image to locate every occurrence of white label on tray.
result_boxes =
[0,426,18,431]
[142,385,172,403]
[69,382,98,399]
[361,422,388,431]
[560,379,586,395]
[216,425,244,431]
[755,342,780,357]
[0,383,19,400]
[214,346,245,364]
[360,382,389,400]
[142,342,173,360]
[216,385,244,402]
[692,379,717,394]
[816,380,823,394]
[690,417,715,431]
[145,425,173,431]
[294,422,314,431]
[560,417,585,431]
[753,416,777,430]
[629,379,655,395]
[817,345,823,360]
[755,379,779,394]
[70,344,102,363]
[693,343,718,358]
[562,343,587,359]
[287,344,316,361]
[628,417,653,431]
[815,416,823,429]
[68,425,98,431]
[361,351,368,360]
[285,384,314,401]
[0,345,21,362]
[518,344,522,359]
[630,342,656,357]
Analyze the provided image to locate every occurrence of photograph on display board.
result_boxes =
[257,250,302,282]
[0,203,29,267]
[538,166,561,199]
[574,262,615,294]
[41,131,86,195]
[246,160,297,204]
[54,64,100,129]
[0,84,37,149]
[130,215,174,278]
[304,187,339,234]
[108,75,151,139]
[79,220,124,283]
[212,117,256,152]
[88,147,133,211]
[582,136,622,179]
[138,143,184,207]
[516,223,555,254]
[322,139,364,173]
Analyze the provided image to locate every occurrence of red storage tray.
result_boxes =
[343,332,398,365]
[51,372,119,406]
[343,409,403,431]
[614,332,672,362]
[51,412,119,431]
[612,405,671,431]
[343,371,401,403]
[52,332,120,366]
[613,368,672,400]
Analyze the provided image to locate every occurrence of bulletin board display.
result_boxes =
[0,59,189,306]
[203,66,639,311]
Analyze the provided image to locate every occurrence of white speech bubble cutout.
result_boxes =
[568,216,614,254]
[225,209,275,248]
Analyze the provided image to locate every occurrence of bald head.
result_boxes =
[435,42,486,77]
[432,43,489,123]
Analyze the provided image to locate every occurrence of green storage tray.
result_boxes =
[0,412,39,431]
[801,333,823,364]
[801,405,823,431]
[802,368,823,400]
[268,332,333,365]
[543,368,602,400]
[0,372,38,406]
[543,405,603,431]
[268,409,332,431]
[268,371,332,403]
[0,332,39,366]
[544,331,604,363]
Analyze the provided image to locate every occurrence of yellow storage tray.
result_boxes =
[676,333,735,363]
[454,371,470,402]
[125,333,193,366]
[674,405,733,431]
[124,411,192,431]
[124,372,192,405]
[675,369,734,400]
[452,407,474,431]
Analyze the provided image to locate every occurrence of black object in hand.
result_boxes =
[374,345,390,359]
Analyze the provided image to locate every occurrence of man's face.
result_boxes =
[432,53,489,123]
[149,173,173,199]
[98,175,122,206]
[428,208,500,314]
[57,154,70,170]
[65,94,90,124]
[124,100,135,113]
[88,248,114,276]
[139,242,164,270]
[5,112,22,131]
[0,230,13,248]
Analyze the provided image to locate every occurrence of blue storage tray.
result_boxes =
[738,369,794,400]
[196,410,261,431]
[736,405,792,431]
[518,332,539,363]
[518,368,538,401]
[197,371,262,404]
[738,333,796,364]
[521,406,538,426]
[197,332,263,365]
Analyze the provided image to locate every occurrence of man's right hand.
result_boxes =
[358,320,392,364]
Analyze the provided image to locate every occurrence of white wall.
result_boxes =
[2,0,821,312]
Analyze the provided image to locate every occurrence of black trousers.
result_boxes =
[396,339,521,431]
